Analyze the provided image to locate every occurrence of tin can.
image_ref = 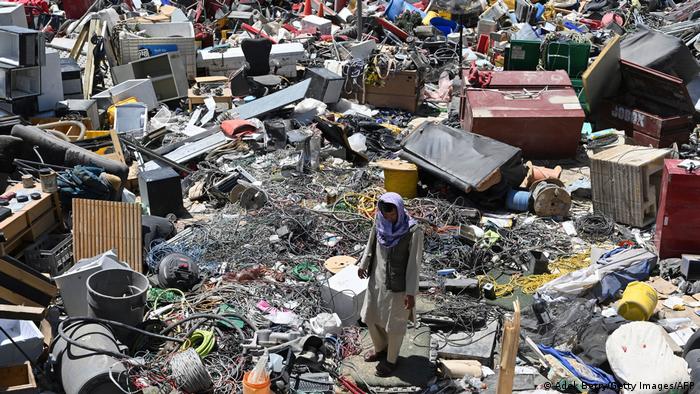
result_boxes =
[39,169,58,193]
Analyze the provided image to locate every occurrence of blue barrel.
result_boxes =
[506,189,531,212]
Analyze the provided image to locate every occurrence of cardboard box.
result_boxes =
[361,70,423,112]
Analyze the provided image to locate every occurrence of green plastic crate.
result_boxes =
[545,41,590,79]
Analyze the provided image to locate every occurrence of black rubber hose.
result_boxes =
[55,317,186,359]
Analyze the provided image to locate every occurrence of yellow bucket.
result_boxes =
[617,281,658,321]
[377,160,418,199]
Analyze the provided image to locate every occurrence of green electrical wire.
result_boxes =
[181,329,216,357]
[291,262,320,281]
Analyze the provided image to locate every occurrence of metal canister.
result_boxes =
[21,174,34,188]
[39,168,58,193]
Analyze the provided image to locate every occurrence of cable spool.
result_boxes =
[376,160,418,199]
[530,178,571,217]
[505,188,531,212]
[240,186,267,210]
[170,348,213,393]
[324,255,357,274]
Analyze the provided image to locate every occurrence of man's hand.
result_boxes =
[404,295,415,310]
[358,268,368,279]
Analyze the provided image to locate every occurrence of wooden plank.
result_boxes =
[0,304,45,320]
[582,35,621,116]
[101,23,119,68]
[109,129,127,165]
[0,258,57,297]
[69,24,89,60]
[496,300,521,394]
[72,199,143,272]
[0,287,42,308]
[82,18,101,99]
[40,319,52,347]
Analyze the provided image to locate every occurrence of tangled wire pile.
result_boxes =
[574,213,616,242]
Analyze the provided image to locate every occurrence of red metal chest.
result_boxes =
[655,159,700,258]
[459,70,584,159]
[599,60,695,148]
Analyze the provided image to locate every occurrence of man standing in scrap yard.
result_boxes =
[358,192,424,377]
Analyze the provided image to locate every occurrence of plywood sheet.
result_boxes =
[72,199,142,272]
[583,35,621,116]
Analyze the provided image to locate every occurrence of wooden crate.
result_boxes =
[0,362,38,394]
[360,70,424,113]
[590,144,670,227]
[0,184,62,256]
[72,198,143,273]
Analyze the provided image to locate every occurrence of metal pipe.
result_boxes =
[355,0,362,41]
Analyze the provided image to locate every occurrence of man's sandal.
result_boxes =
[375,361,396,377]
[363,350,387,362]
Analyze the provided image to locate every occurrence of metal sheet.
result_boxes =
[236,78,311,119]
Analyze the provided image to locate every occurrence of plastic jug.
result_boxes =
[243,352,271,394]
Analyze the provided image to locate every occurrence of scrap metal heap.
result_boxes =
[1,0,700,393]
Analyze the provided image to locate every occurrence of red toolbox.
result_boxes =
[599,60,695,148]
[460,70,584,159]
[655,159,700,258]
[632,130,690,149]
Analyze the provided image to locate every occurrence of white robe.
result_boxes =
[359,225,423,335]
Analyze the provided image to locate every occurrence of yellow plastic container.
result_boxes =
[242,371,271,394]
[422,11,439,25]
[617,281,658,321]
[107,97,138,126]
[377,160,418,199]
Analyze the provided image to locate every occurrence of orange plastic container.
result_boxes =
[242,371,271,394]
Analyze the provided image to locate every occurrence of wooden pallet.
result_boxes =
[72,198,143,272]
[590,144,670,228]
[0,185,62,257]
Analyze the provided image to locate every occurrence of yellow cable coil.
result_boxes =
[340,187,385,219]
[479,251,591,297]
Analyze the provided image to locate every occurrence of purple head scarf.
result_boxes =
[375,192,416,248]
